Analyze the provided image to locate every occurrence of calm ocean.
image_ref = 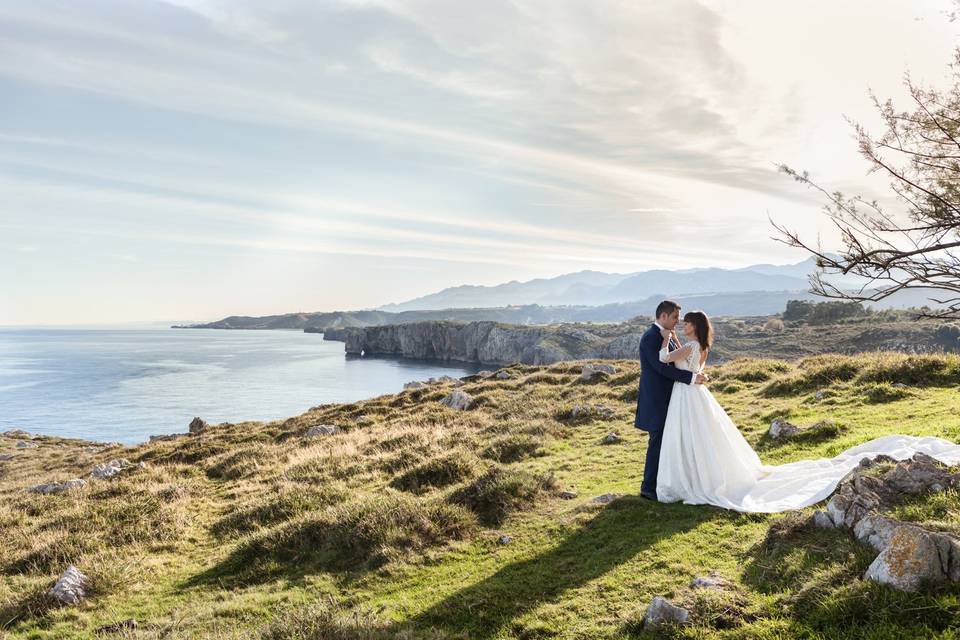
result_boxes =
[0,328,482,444]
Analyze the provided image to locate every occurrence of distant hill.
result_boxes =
[378,258,818,311]
[176,290,822,330]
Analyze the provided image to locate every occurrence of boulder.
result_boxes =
[30,479,87,494]
[403,381,427,390]
[15,440,39,449]
[90,458,134,480]
[559,490,578,500]
[48,566,89,606]
[498,534,513,545]
[568,403,615,421]
[306,424,341,437]
[853,514,901,552]
[591,493,624,505]
[814,390,828,401]
[440,389,474,411]
[892,382,908,389]
[690,572,730,590]
[644,596,690,629]
[188,417,209,435]
[768,418,800,439]
[864,526,946,591]
[812,510,837,529]
[602,432,622,445]
[0,453,15,461]
[580,363,617,382]
[3,429,33,439]
[495,371,512,380]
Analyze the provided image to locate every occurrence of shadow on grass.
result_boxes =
[408,496,726,639]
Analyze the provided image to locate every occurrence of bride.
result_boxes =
[654,310,960,513]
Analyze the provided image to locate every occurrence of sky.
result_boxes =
[1,0,959,325]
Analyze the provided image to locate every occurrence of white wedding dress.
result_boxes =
[655,340,960,513]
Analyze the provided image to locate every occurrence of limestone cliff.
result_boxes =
[340,320,643,365]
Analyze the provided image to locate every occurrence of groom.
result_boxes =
[635,300,707,501]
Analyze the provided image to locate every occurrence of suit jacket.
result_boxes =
[634,323,694,431]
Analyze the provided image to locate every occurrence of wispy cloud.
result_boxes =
[1,0,957,323]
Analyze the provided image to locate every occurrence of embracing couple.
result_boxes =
[633,300,960,513]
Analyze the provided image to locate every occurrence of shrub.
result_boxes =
[389,450,480,494]
[212,482,349,537]
[862,383,912,404]
[234,493,475,572]
[763,355,859,396]
[763,318,785,333]
[449,466,558,525]
[480,434,544,463]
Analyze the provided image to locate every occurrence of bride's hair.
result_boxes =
[683,311,713,350]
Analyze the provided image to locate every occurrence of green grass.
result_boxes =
[1,353,959,639]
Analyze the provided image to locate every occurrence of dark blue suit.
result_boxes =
[634,323,694,496]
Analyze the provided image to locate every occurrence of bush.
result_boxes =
[763,318,785,333]
[212,482,348,537]
[449,466,558,525]
[481,434,544,463]
[762,355,860,396]
[234,493,475,572]
[389,450,480,494]
[862,383,912,404]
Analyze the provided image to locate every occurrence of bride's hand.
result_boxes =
[660,328,671,340]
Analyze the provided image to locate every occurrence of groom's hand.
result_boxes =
[694,373,708,385]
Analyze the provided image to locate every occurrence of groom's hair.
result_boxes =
[655,300,681,319]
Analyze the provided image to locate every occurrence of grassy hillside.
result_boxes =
[2,353,960,639]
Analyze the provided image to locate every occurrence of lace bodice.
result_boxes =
[660,340,704,374]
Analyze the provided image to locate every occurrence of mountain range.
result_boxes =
[377,258,820,311]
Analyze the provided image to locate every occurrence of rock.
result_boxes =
[3,429,33,439]
[495,371,512,380]
[149,433,186,442]
[602,432,622,445]
[864,526,946,591]
[580,363,617,382]
[814,390,827,401]
[403,381,427,390]
[498,534,512,545]
[690,572,729,589]
[591,493,624,504]
[188,417,209,435]
[812,510,837,529]
[559,490,578,500]
[440,389,474,411]
[892,382,908,388]
[477,370,494,379]
[768,418,800,439]
[30,479,87,494]
[644,596,690,629]
[15,440,39,449]
[0,453,15,461]
[306,424,341,437]
[854,514,902,552]
[48,566,89,605]
[90,458,133,479]
[95,619,138,634]
[568,403,615,421]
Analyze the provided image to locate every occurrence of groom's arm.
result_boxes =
[641,333,694,384]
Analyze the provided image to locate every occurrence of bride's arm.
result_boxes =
[659,340,692,363]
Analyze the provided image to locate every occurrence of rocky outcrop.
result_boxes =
[811,453,960,591]
[189,417,209,435]
[340,321,643,365]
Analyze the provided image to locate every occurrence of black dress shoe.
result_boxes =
[640,491,658,502]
